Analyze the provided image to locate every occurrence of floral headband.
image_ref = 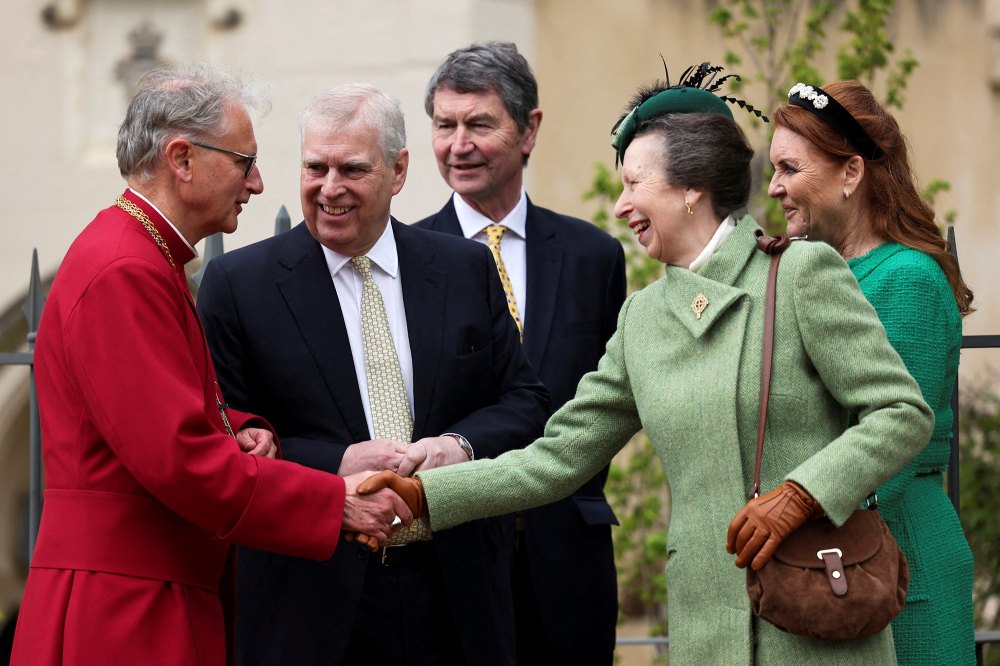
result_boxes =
[611,62,768,167]
[787,83,883,160]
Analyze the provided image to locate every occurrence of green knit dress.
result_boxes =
[849,242,975,665]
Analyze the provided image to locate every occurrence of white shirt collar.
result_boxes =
[321,218,399,279]
[688,215,737,272]
[127,187,199,257]
[452,189,528,240]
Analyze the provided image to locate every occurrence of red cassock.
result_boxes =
[11,189,347,665]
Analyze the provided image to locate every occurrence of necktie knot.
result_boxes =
[485,224,508,247]
[351,255,373,280]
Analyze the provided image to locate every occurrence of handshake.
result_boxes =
[343,471,429,551]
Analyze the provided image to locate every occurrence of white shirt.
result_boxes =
[128,187,199,258]
[453,190,529,327]
[320,221,414,440]
[689,215,738,272]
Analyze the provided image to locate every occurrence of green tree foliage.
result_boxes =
[707,0,918,231]
[958,388,1000,663]
[708,0,917,108]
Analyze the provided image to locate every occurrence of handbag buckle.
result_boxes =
[816,548,849,597]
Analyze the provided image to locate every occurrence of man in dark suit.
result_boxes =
[197,83,548,666]
[416,42,627,665]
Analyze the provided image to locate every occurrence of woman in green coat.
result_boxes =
[359,69,932,664]
[769,79,976,665]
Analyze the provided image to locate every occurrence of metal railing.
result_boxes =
[0,250,44,560]
[1,218,997,662]
[949,330,1000,516]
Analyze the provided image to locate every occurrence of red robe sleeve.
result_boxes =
[62,254,345,558]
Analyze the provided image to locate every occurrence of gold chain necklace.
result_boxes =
[115,195,235,440]
[115,195,176,269]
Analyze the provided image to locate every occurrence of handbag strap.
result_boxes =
[749,229,792,500]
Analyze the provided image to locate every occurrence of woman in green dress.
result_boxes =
[768,79,976,665]
[357,66,933,664]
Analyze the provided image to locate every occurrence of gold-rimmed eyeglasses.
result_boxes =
[191,141,257,178]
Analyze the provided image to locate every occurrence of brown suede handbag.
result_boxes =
[744,230,909,640]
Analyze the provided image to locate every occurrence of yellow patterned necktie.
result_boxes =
[484,225,523,342]
[350,255,431,544]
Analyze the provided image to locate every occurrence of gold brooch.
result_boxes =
[691,293,709,319]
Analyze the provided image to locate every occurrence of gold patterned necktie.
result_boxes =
[484,225,523,342]
[350,255,431,543]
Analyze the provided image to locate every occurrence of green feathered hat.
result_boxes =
[610,61,768,166]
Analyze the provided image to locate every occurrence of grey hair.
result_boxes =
[635,113,753,219]
[424,41,538,133]
[116,63,268,181]
[300,83,406,164]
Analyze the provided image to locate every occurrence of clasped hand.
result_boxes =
[237,427,277,459]
[338,436,468,477]
[726,481,823,570]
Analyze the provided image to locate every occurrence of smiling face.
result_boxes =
[191,104,264,238]
[300,120,408,256]
[430,87,539,220]
[768,125,849,243]
[612,133,694,265]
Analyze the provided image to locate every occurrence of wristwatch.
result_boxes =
[444,432,474,460]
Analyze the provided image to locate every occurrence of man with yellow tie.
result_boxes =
[416,42,627,665]
[197,83,548,665]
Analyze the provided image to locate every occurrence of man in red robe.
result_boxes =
[10,64,412,666]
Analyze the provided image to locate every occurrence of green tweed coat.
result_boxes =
[420,218,933,665]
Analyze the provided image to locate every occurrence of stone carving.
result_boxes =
[114,22,169,100]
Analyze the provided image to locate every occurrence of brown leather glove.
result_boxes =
[726,481,823,571]
[356,470,428,519]
[343,531,381,551]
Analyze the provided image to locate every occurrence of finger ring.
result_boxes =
[391,515,402,527]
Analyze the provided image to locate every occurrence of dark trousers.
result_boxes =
[513,530,614,666]
[342,542,466,666]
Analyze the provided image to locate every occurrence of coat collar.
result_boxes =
[121,188,197,269]
[847,242,904,284]
[660,215,760,338]
[394,220,446,437]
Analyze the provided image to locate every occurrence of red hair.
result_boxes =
[773,80,974,315]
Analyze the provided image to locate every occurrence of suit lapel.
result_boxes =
[434,197,562,369]
[523,200,562,370]
[395,220,446,439]
[275,224,370,443]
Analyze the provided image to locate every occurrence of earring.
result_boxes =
[844,189,852,199]
[686,202,693,215]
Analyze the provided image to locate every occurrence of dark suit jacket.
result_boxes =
[197,219,549,666]
[416,197,626,657]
